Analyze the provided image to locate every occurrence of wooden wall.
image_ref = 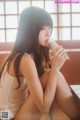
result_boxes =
[57,40,80,85]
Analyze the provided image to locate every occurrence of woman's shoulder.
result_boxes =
[19,53,39,81]
[21,53,34,63]
[20,53,35,74]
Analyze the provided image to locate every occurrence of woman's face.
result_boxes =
[38,26,52,47]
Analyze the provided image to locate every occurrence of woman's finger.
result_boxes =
[54,46,63,56]
[61,53,69,60]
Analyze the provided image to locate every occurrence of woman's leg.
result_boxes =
[51,71,80,120]
[13,71,50,120]
[14,94,42,120]
[40,70,80,120]
[14,70,80,120]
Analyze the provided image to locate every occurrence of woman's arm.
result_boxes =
[20,54,58,114]
[20,46,69,114]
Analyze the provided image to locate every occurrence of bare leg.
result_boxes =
[14,94,42,120]
[14,70,80,120]
[51,71,80,120]
[40,70,80,120]
[14,71,49,120]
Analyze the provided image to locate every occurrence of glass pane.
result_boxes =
[72,14,80,26]
[45,1,57,13]
[6,16,18,28]
[59,28,70,40]
[59,14,70,26]
[50,28,57,41]
[0,16,4,28]
[6,29,17,42]
[19,15,20,21]
[59,4,70,12]
[50,14,57,27]
[5,2,17,14]
[0,2,4,14]
[32,1,44,9]
[72,28,80,40]
[72,4,80,12]
[19,1,30,14]
[0,30,5,42]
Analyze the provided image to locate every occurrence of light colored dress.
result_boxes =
[0,62,28,120]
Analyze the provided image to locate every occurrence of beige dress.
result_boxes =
[0,62,28,119]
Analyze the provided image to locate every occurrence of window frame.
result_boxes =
[0,0,80,44]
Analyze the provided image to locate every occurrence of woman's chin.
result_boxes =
[40,42,49,47]
[45,42,49,47]
[44,44,49,47]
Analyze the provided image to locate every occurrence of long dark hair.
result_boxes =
[0,7,53,89]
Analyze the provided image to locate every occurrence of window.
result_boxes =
[0,0,80,43]
[58,4,80,41]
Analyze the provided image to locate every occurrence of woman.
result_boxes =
[0,7,80,120]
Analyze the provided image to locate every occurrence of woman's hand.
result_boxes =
[50,46,69,71]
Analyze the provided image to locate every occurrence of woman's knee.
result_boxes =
[40,70,59,90]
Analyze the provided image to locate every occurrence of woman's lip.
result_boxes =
[45,40,48,43]
[45,40,49,46]
[45,39,49,42]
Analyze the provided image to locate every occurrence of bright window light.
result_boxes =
[5,2,17,14]
[6,30,17,42]
[0,30,5,42]
[32,1,44,9]
[6,16,18,28]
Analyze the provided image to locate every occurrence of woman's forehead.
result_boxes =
[41,25,53,30]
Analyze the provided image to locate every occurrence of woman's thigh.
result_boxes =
[41,70,80,120]
[14,71,50,120]
[14,95,42,120]
[55,71,80,120]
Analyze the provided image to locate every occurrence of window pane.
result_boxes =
[0,2,4,14]
[19,1,30,14]
[0,30,5,42]
[6,16,18,28]
[0,16,4,28]
[45,1,57,13]
[59,28,70,40]
[72,4,80,12]
[32,1,44,9]
[72,14,80,26]
[5,2,17,14]
[59,14,70,26]
[6,29,17,42]
[59,4,70,12]
[72,28,80,40]
[50,14,57,27]
[51,28,57,41]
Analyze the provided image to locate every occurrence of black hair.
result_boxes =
[0,6,53,89]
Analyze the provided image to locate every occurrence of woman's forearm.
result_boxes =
[43,69,58,111]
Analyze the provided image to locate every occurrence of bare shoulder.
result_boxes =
[21,53,34,64]
[20,53,38,77]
